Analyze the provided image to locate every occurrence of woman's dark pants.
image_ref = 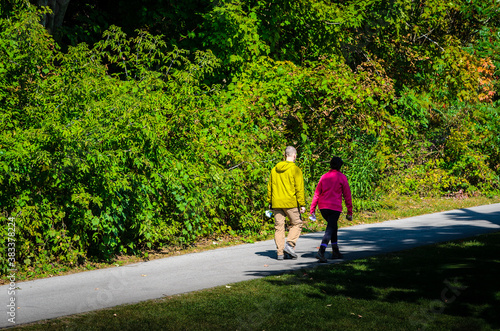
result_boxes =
[319,209,341,252]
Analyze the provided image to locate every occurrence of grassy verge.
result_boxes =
[2,195,499,285]
[15,231,500,330]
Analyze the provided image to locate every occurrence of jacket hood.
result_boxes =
[275,161,296,173]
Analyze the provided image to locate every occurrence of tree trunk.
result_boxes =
[53,0,70,31]
[38,0,70,34]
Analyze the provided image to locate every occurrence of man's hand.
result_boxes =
[300,206,306,214]
[346,214,353,221]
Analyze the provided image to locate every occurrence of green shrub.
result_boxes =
[1,2,499,274]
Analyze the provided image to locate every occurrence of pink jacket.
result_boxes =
[310,169,353,215]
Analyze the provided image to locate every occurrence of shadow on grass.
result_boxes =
[263,231,500,329]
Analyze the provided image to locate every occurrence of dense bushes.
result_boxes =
[0,11,279,271]
[1,1,499,274]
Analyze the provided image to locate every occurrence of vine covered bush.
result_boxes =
[1,1,499,274]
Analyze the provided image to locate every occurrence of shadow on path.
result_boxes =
[247,207,500,278]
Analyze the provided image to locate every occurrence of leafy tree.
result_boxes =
[1,1,499,275]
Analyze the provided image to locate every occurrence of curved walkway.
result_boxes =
[2,203,500,328]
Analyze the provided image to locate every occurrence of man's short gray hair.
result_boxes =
[285,146,297,157]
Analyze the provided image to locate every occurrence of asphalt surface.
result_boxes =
[2,203,500,328]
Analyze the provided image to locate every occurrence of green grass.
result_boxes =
[16,232,500,330]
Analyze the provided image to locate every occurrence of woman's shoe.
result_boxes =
[316,250,327,263]
[331,246,343,259]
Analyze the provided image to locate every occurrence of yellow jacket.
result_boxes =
[267,161,305,209]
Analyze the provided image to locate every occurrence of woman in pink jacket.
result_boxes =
[310,156,353,262]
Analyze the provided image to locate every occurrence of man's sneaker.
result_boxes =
[316,250,327,263]
[331,246,343,259]
[284,251,297,260]
[284,242,298,259]
[277,254,284,261]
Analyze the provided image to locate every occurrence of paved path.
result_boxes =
[2,203,500,328]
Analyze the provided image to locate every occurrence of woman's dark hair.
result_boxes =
[330,156,343,170]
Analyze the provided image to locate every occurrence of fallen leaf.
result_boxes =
[113,314,117,317]
[95,288,99,290]
[327,304,332,307]
[358,315,363,318]
[141,274,147,277]
[264,264,269,267]
[226,285,231,288]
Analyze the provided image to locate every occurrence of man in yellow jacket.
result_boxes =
[267,146,306,260]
